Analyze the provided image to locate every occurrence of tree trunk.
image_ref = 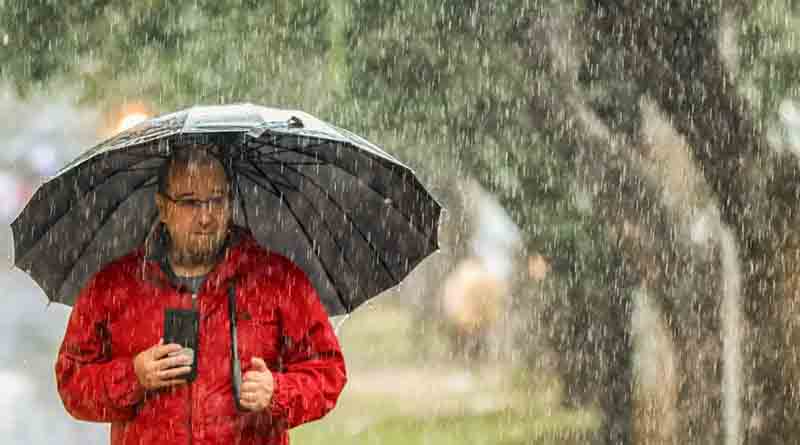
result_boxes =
[585,1,800,443]
[526,13,723,443]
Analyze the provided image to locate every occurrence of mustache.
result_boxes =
[172,234,226,263]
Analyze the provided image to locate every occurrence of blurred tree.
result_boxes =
[527,12,728,443]
[0,1,704,443]
[0,1,333,112]
[581,0,800,443]
[342,4,730,445]
[3,4,615,441]
[7,1,800,444]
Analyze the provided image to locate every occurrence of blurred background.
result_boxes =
[5,1,800,444]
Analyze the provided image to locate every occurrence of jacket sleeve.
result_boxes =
[264,263,348,429]
[55,271,145,422]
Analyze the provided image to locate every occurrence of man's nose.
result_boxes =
[197,206,214,226]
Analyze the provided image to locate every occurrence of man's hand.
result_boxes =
[239,357,274,412]
[133,338,192,390]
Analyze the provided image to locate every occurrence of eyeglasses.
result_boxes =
[162,193,230,212]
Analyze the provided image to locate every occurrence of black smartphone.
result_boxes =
[163,308,199,382]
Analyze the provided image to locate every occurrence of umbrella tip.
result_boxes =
[333,313,351,336]
[288,116,304,129]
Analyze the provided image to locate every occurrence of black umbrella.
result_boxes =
[11,103,441,316]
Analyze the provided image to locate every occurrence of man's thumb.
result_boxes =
[251,357,268,371]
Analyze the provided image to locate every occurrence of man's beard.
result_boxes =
[170,235,226,267]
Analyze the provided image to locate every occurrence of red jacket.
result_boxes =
[55,226,347,445]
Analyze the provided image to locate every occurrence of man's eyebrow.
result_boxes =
[170,189,227,198]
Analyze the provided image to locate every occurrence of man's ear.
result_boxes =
[154,193,167,222]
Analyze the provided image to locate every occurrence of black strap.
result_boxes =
[228,282,244,411]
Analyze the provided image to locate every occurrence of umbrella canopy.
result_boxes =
[11,103,441,316]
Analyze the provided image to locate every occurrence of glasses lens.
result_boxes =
[169,194,229,211]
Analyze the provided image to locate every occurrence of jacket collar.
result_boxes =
[138,223,251,293]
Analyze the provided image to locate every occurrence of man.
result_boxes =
[55,144,347,444]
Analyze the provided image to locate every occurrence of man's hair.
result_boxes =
[157,143,232,195]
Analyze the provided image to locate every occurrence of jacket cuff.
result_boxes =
[106,357,145,408]
[267,372,290,426]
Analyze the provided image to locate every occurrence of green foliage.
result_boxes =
[9,3,800,442]
[4,1,798,256]
[0,1,333,111]
[0,0,618,311]
[738,0,800,121]
[342,1,587,251]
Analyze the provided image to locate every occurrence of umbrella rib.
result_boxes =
[247,134,331,156]
[266,180,377,308]
[250,148,328,167]
[248,147,429,239]
[102,128,180,153]
[237,171,287,198]
[245,138,331,161]
[242,161,352,313]
[247,169,378,303]
[243,136,294,157]
[55,177,158,298]
[125,166,164,172]
[236,163,300,193]
[235,174,251,230]
[254,159,400,284]
[62,206,162,304]
[242,173,352,313]
[251,160,327,167]
[248,138,430,239]
[60,130,176,174]
[15,162,161,261]
[54,150,162,190]
[57,141,163,172]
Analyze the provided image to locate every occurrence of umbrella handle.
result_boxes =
[229,283,244,411]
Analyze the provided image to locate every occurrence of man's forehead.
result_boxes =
[167,158,229,192]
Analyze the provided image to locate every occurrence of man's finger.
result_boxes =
[155,355,192,371]
[158,366,192,380]
[153,343,183,359]
[241,381,261,393]
[243,371,266,382]
[239,395,263,410]
[239,399,256,411]
[251,357,268,372]
[155,378,188,388]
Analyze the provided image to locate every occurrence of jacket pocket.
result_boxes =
[237,315,282,369]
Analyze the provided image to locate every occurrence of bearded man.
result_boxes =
[55,144,347,445]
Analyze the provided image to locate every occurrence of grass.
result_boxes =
[293,408,598,445]
[288,298,600,445]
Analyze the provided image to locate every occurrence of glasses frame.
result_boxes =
[161,192,231,212]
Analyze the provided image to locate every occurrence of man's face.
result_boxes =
[155,156,231,266]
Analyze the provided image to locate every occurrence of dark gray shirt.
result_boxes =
[172,274,207,295]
